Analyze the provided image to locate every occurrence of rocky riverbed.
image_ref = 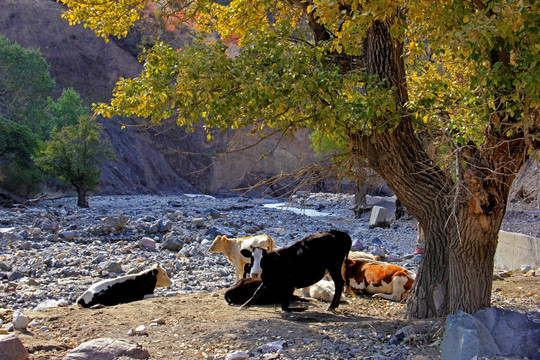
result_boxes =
[0,193,423,311]
[0,193,538,360]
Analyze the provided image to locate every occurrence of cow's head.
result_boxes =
[153,264,173,287]
[241,247,268,280]
[209,235,227,253]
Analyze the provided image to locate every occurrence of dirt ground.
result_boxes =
[2,271,538,360]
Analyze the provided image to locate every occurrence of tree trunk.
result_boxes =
[75,185,89,208]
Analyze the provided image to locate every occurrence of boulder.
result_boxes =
[441,310,500,360]
[474,307,540,359]
[62,337,150,360]
[0,334,29,360]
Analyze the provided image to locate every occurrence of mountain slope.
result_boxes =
[0,0,318,196]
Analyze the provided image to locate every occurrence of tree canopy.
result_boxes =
[60,0,538,318]
[60,1,538,153]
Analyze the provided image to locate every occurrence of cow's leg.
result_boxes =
[240,283,265,310]
[328,263,345,310]
[372,275,408,301]
[281,286,307,312]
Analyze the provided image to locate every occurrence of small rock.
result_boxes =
[33,298,69,311]
[225,351,248,360]
[521,265,531,273]
[351,239,364,251]
[140,237,156,250]
[8,271,23,281]
[26,278,39,286]
[150,318,165,325]
[101,215,130,231]
[525,270,536,276]
[59,231,76,241]
[62,337,150,360]
[33,218,59,233]
[162,232,184,251]
[191,218,205,228]
[369,206,389,228]
[103,261,122,273]
[0,334,29,360]
[262,340,287,353]
[13,312,29,330]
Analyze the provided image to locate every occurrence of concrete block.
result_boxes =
[369,206,388,228]
[494,231,540,270]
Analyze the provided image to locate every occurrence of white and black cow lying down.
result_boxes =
[240,229,352,312]
[77,264,172,308]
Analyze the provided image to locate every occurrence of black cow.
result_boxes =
[240,229,351,312]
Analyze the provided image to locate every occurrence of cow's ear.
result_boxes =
[152,268,159,276]
[240,249,252,258]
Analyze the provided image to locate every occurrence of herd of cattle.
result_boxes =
[76,230,415,311]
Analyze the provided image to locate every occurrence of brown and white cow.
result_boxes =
[344,258,414,301]
[209,234,274,281]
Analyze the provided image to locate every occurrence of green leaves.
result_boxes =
[0,35,55,139]
[36,116,115,194]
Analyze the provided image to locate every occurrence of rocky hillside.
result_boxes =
[0,0,319,196]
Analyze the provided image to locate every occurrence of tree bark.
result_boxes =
[75,185,89,208]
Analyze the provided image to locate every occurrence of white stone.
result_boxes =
[13,312,29,330]
[225,351,248,360]
[135,325,147,334]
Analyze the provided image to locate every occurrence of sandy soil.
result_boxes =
[2,271,538,360]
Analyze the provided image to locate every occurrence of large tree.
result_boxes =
[60,0,538,318]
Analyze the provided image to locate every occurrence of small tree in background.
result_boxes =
[36,116,115,208]
[48,88,90,129]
